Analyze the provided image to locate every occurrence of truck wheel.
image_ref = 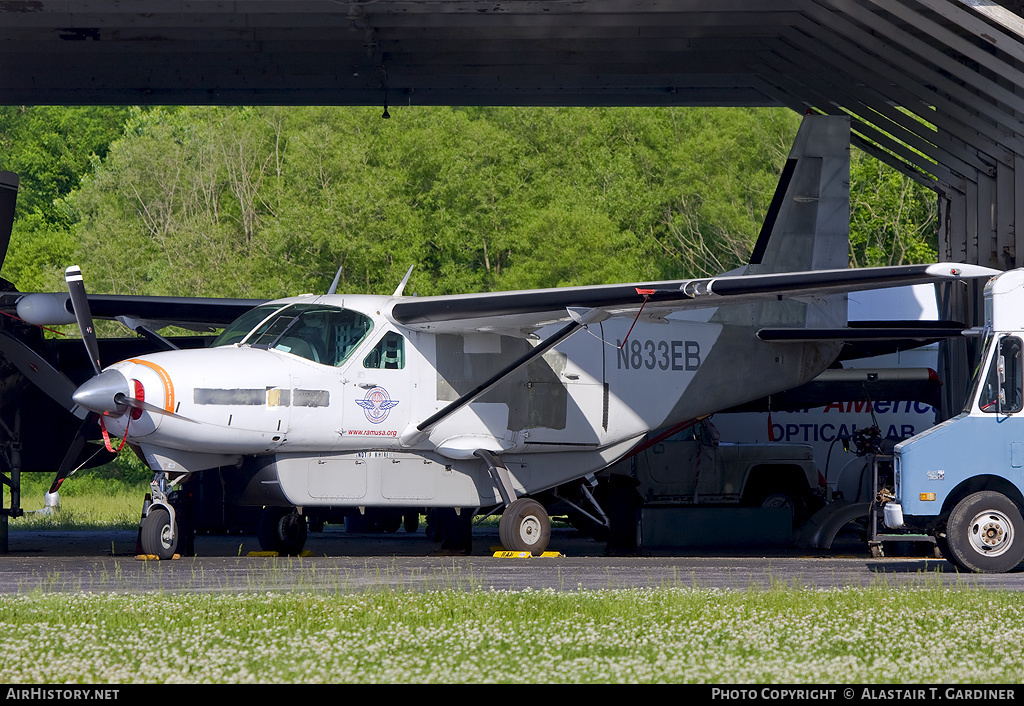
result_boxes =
[499,498,551,555]
[753,489,806,529]
[946,491,1024,573]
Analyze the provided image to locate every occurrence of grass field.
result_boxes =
[6,470,1023,684]
[7,468,149,531]
[1,582,1022,684]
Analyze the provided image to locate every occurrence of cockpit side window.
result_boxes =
[363,331,405,369]
[326,309,375,366]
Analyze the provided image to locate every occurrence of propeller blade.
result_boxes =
[115,393,198,423]
[48,413,114,494]
[0,171,18,273]
[0,330,87,418]
[65,265,101,376]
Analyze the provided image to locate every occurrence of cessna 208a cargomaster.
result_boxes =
[4,116,999,557]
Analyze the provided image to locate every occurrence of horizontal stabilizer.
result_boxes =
[757,320,969,342]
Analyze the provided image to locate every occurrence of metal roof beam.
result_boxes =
[759,52,968,187]
[782,20,1020,165]
[770,37,992,177]
[814,0,1024,128]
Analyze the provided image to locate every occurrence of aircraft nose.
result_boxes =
[72,369,130,416]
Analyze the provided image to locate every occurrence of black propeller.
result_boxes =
[0,171,18,276]
[0,331,86,419]
[65,265,102,376]
[63,266,195,423]
[48,415,113,495]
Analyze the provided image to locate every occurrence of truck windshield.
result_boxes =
[978,336,1023,414]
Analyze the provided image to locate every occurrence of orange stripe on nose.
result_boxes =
[128,359,175,413]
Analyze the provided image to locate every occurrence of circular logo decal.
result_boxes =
[355,386,399,424]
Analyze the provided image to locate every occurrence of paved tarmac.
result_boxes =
[2,524,1021,593]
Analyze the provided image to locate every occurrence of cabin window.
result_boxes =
[363,331,405,369]
[979,336,1023,414]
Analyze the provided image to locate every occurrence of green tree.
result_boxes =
[60,105,937,304]
[71,107,285,298]
[849,148,938,267]
[0,106,131,291]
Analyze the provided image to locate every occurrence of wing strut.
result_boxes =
[400,318,584,446]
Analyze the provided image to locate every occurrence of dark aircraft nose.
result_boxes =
[72,369,130,416]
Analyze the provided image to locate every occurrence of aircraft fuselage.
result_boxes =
[75,293,839,509]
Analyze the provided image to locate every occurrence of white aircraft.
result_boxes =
[1,116,999,557]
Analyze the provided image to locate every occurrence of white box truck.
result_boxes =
[883,269,1024,572]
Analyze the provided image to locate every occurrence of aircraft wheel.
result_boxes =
[499,498,551,555]
[140,506,178,560]
[258,507,308,555]
[946,491,1024,573]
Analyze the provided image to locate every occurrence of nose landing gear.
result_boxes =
[137,471,185,560]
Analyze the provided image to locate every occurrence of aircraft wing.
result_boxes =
[388,263,999,334]
[0,292,267,331]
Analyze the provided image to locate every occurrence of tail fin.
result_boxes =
[743,115,850,329]
[747,115,850,276]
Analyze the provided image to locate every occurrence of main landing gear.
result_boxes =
[258,506,308,555]
[499,497,551,555]
[476,449,553,555]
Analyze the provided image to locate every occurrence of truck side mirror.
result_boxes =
[999,354,1007,411]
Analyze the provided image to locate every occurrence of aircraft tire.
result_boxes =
[946,491,1024,574]
[499,498,551,555]
[140,506,178,560]
[258,507,308,556]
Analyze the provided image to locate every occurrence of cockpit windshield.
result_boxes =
[212,303,374,367]
[211,304,286,348]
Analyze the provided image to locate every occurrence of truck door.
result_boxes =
[645,421,720,501]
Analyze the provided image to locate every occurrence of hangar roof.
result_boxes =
[4,0,1024,268]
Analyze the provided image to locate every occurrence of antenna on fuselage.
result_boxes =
[327,266,343,295]
[393,264,414,297]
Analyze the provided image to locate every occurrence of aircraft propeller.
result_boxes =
[45,266,196,495]
[62,266,196,422]
[64,265,102,376]
[0,171,18,277]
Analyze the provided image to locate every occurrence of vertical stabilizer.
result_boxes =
[743,115,850,327]
[748,115,850,275]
